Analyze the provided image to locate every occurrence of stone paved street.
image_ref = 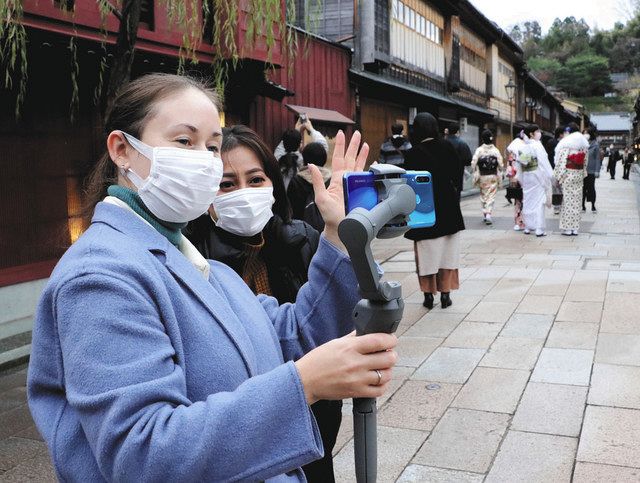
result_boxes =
[1,171,640,481]
[333,170,640,482]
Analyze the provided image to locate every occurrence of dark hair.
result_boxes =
[524,124,540,138]
[282,129,302,153]
[84,73,221,215]
[448,125,459,136]
[585,125,598,138]
[391,123,404,135]
[301,142,327,167]
[566,122,580,134]
[481,129,494,145]
[411,112,440,143]
[554,127,564,137]
[222,125,291,223]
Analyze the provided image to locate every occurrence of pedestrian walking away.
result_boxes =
[506,134,526,231]
[26,73,398,483]
[517,124,554,237]
[471,129,503,225]
[582,125,601,212]
[554,122,589,236]
[404,112,465,310]
[379,123,412,167]
[608,144,622,179]
[445,125,472,196]
[623,147,634,180]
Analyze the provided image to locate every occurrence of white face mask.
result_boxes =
[121,132,223,223]
[533,131,542,141]
[584,133,591,141]
[213,187,274,237]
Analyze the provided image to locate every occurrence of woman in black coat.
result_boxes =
[404,113,465,309]
[186,125,341,483]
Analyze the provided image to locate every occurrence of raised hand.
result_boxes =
[308,130,369,250]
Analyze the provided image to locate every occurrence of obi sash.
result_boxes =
[566,152,586,170]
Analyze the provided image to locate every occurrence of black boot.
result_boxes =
[440,292,452,308]
[423,293,434,309]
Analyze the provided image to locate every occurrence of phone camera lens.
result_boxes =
[416,176,431,183]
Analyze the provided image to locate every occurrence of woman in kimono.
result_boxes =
[471,129,503,225]
[554,122,589,235]
[517,124,554,237]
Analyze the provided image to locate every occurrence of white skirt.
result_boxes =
[414,232,461,276]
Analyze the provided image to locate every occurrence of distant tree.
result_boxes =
[555,54,612,96]
[527,57,562,83]
[542,17,592,62]
[508,20,542,59]
[509,25,523,44]
[609,37,640,72]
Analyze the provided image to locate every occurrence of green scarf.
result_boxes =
[107,185,186,247]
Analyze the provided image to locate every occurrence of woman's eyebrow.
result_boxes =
[170,123,223,138]
[244,168,265,175]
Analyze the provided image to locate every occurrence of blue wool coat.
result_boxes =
[27,202,359,482]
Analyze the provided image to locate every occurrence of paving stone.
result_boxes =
[578,405,640,468]
[465,301,518,323]
[0,386,27,413]
[0,448,56,482]
[483,281,531,303]
[0,368,27,392]
[14,425,44,442]
[516,294,563,315]
[573,462,640,482]
[438,294,482,314]
[396,337,443,367]
[500,313,554,339]
[607,271,640,293]
[504,267,541,280]
[556,301,603,323]
[465,266,509,280]
[531,348,594,386]
[511,382,587,437]
[412,348,485,384]
[0,404,36,440]
[451,367,529,414]
[528,269,574,296]
[546,322,599,350]
[596,333,640,366]
[403,312,466,338]
[333,426,427,483]
[589,363,640,409]
[381,261,417,272]
[485,431,577,482]
[457,280,496,296]
[600,292,640,334]
[443,322,502,349]
[332,404,354,456]
[387,251,414,262]
[399,302,429,327]
[397,464,484,483]
[480,336,543,370]
[0,437,48,472]
[564,271,608,302]
[379,380,461,431]
[377,366,415,408]
[412,408,509,473]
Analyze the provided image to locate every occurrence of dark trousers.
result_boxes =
[609,161,617,179]
[583,174,596,208]
[302,400,343,482]
[623,163,632,179]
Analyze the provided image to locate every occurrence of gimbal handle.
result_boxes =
[338,166,417,483]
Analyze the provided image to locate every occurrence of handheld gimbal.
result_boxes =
[338,164,417,483]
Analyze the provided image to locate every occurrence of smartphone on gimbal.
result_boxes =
[343,171,436,229]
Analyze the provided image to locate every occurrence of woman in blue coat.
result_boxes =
[27,73,398,482]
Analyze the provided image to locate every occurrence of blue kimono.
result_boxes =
[27,202,359,482]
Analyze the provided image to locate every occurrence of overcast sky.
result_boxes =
[469,0,628,34]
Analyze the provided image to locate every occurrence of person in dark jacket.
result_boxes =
[186,125,342,483]
[623,147,634,180]
[545,127,564,169]
[445,125,472,194]
[287,141,331,233]
[404,113,465,310]
[379,123,412,166]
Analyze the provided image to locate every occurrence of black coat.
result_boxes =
[404,140,466,241]
[445,135,472,166]
[185,214,320,304]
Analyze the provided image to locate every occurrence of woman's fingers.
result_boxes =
[344,131,362,171]
[332,130,346,169]
[355,142,369,172]
[353,332,398,354]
